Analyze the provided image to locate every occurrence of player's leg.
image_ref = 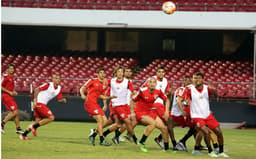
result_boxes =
[211,127,229,157]
[20,117,41,140]
[138,115,156,152]
[13,109,24,134]
[155,117,170,151]
[177,127,196,151]
[120,118,137,144]
[209,129,219,151]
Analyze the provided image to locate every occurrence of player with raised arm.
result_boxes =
[20,73,67,140]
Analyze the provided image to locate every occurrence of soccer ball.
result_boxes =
[162,1,176,14]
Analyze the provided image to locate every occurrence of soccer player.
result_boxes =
[20,73,67,140]
[133,77,171,152]
[177,72,229,157]
[169,76,196,151]
[80,68,116,146]
[102,66,138,144]
[1,64,24,134]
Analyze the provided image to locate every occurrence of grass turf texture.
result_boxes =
[2,121,256,159]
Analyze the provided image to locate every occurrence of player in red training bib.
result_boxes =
[1,64,24,134]
[20,73,67,140]
[132,77,171,153]
[80,68,116,146]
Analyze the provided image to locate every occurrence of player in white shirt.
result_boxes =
[20,73,67,140]
[177,72,229,158]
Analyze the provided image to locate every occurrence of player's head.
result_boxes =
[7,64,15,75]
[124,67,133,79]
[156,65,165,79]
[96,68,106,80]
[114,66,124,79]
[52,73,61,86]
[183,76,192,87]
[193,72,204,87]
[147,77,157,90]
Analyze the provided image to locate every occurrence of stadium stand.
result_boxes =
[1,0,256,12]
[1,54,253,98]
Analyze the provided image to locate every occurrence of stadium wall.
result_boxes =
[2,95,256,127]
[2,7,256,30]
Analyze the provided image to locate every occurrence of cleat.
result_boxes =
[119,136,125,142]
[218,152,229,158]
[19,134,30,140]
[100,140,112,146]
[192,150,202,155]
[29,125,37,137]
[154,137,164,149]
[214,147,229,153]
[89,128,95,137]
[16,129,24,134]
[124,133,133,142]
[138,143,148,152]
[208,151,218,157]
[163,149,177,154]
[199,145,208,150]
[112,137,120,144]
[1,125,5,134]
[176,142,188,151]
[89,135,95,146]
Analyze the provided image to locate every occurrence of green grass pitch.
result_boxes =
[2,121,256,159]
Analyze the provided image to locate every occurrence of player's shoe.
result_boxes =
[16,128,24,134]
[112,136,120,144]
[124,133,133,142]
[119,136,125,142]
[214,147,229,154]
[88,135,95,146]
[100,140,112,146]
[218,152,229,158]
[175,142,188,151]
[192,150,202,155]
[29,125,37,137]
[19,134,30,140]
[138,143,148,152]
[154,137,164,149]
[208,151,218,157]
[199,145,208,150]
[89,129,95,137]
[1,127,5,134]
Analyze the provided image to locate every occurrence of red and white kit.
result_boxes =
[1,74,18,111]
[108,78,134,120]
[181,84,219,129]
[83,78,108,116]
[34,82,63,118]
[133,87,167,123]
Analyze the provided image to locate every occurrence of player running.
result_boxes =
[20,73,67,140]
[1,64,24,134]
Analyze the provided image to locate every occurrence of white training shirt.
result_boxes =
[110,78,130,107]
[37,82,62,105]
[153,75,169,104]
[171,86,185,116]
[190,84,211,119]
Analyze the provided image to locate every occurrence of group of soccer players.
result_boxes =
[1,63,229,157]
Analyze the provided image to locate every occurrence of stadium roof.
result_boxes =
[2,7,256,30]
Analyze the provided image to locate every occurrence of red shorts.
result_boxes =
[192,113,220,129]
[2,94,18,111]
[152,103,171,122]
[113,105,131,120]
[84,103,105,117]
[135,110,157,124]
[171,115,195,128]
[34,103,53,118]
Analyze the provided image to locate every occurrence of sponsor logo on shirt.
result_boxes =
[11,106,15,110]
[94,109,99,114]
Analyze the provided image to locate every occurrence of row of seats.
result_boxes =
[1,54,254,98]
[2,0,256,12]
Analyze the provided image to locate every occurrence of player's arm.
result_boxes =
[1,77,17,96]
[80,86,88,100]
[33,83,49,108]
[176,88,188,117]
[57,89,67,104]
[208,81,217,97]
[1,86,17,96]
[99,95,117,100]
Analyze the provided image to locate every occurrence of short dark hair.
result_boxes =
[183,76,191,81]
[157,65,165,71]
[125,67,133,72]
[96,68,105,73]
[7,63,15,69]
[193,72,204,79]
